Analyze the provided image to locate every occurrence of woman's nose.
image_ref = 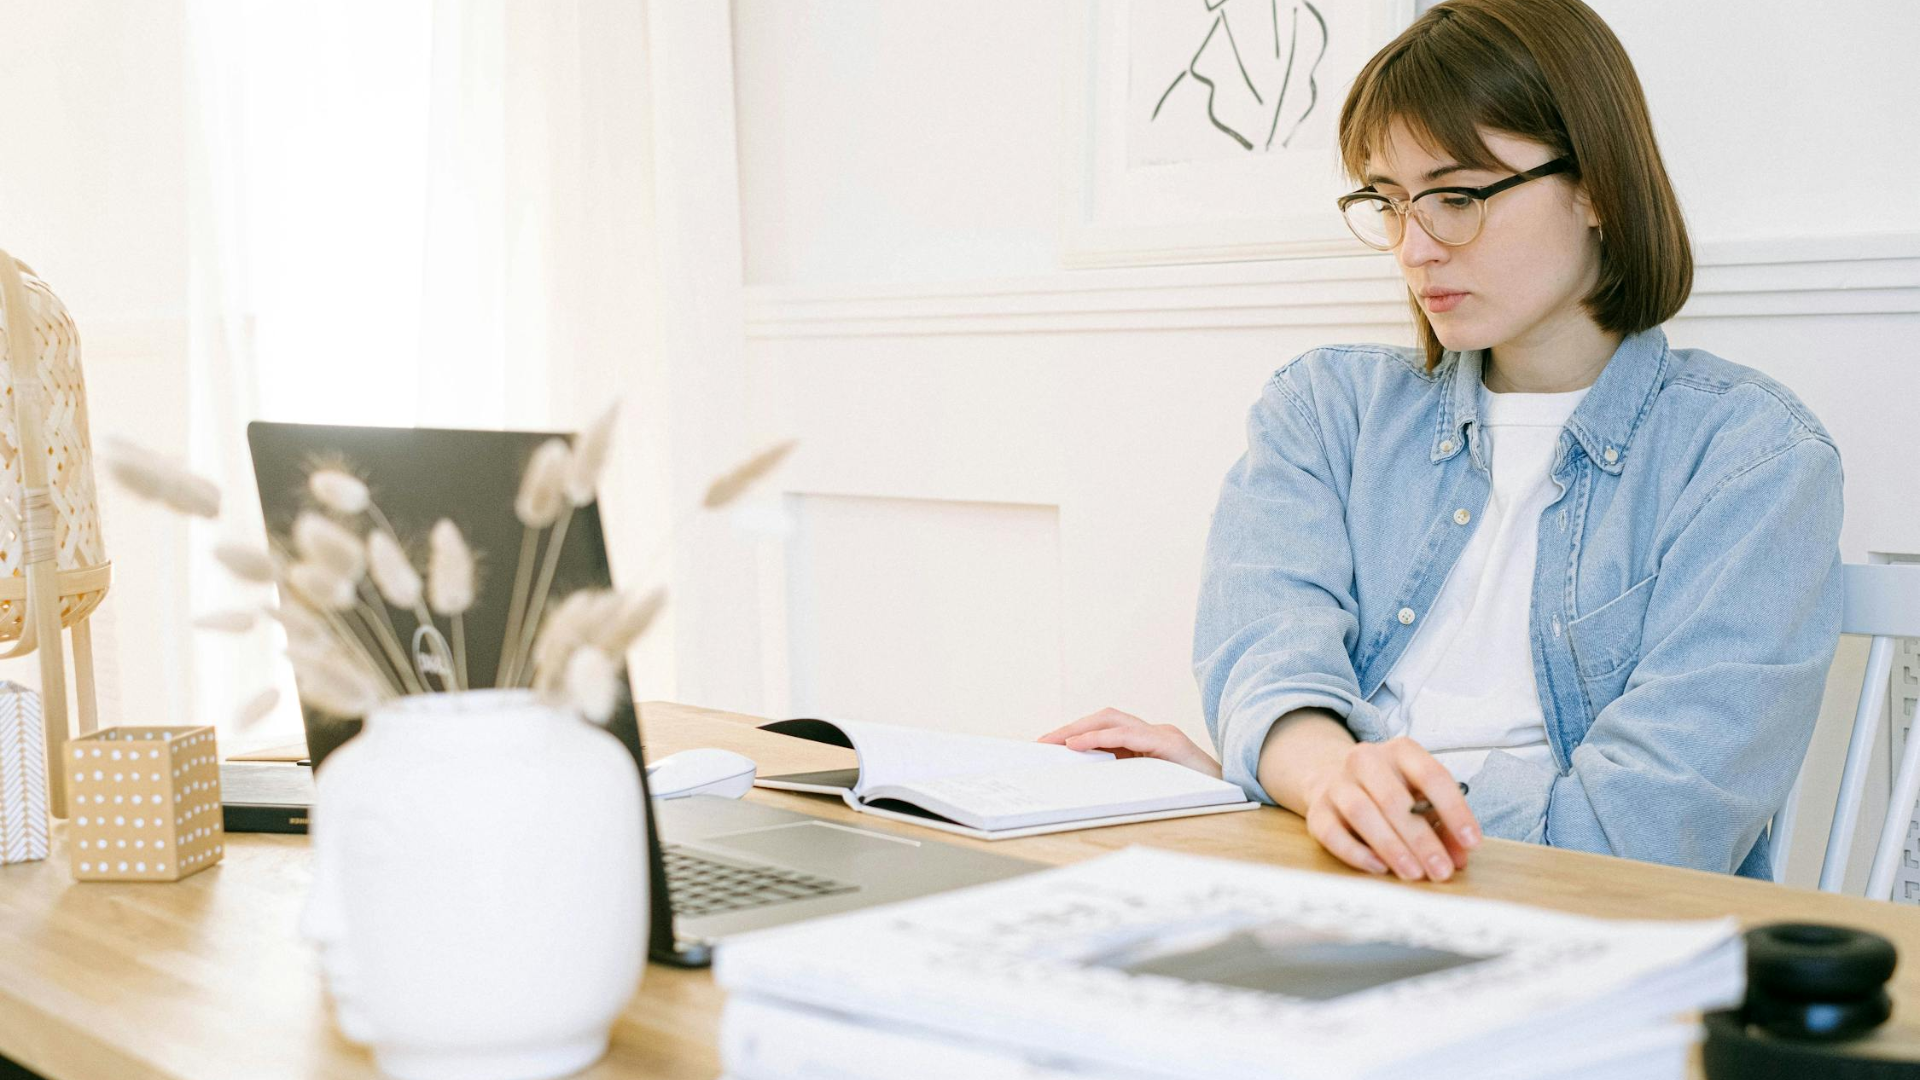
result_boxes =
[1396,213,1448,268]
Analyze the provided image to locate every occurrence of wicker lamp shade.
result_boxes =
[0,249,112,819]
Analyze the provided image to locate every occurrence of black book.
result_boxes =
[219,762,317,834]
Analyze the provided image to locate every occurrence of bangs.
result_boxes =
[1337,7,1568,185]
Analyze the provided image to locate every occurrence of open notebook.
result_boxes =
[754,718,1258,840]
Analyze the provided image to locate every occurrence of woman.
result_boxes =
[1041,0,1842,883]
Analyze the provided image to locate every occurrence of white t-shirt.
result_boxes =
[1369,384,1589,781]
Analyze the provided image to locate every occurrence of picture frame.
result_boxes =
[1062,0,1420,268]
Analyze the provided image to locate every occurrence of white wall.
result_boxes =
[1606,0,1920,245]
[734,1,1069,285]
[735,0,1920,285]
[0,1,194,733]
[709,0,1920,893]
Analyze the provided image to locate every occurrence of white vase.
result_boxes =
[300,689,647,1080]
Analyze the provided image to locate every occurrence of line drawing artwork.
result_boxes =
[1149,0,1331,155]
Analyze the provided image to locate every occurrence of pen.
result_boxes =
[1408,781,1469,817]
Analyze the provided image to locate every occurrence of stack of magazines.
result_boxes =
[713,847,1743,1080]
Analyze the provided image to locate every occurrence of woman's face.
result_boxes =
[1365,122,1602,358]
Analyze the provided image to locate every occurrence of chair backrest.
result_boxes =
[1771,560,1920,896]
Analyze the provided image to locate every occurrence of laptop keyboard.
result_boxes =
[662,844,859,918]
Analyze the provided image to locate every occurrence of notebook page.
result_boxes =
[833,719,1112,796]
[866,757,1244,831]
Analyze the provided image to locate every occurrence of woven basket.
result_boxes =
[0,260,110,637]
[0,249,113,819]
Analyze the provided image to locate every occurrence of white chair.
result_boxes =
[1769,558,1920,897]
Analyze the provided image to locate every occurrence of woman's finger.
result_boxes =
[1394,743,1480,854]
[1434,822,1470,867]
[1352,751,1456,881]
[1329,784,1425,881]
[1062,725,1220,776]
[1308,807,1390,875]
[1062,725,1161,755]
[1037,708,1145,745]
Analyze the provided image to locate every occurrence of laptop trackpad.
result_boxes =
[699,820,917,873]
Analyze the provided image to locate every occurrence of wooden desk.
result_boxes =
[3,700,1919,1079]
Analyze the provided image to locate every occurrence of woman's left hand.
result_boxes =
[1037,708,1223,779]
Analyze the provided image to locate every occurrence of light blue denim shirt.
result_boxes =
[1194,327,1843,879]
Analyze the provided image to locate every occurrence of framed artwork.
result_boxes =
[1063,0,1421,268]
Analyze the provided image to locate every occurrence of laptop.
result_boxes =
[237,421,1039,967]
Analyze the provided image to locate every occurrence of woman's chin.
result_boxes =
[1431,330,1487,354]
[1428,316,1500,356]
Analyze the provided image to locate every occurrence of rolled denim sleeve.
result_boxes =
[1467,436,1844,874]
[1193,365,1378,803]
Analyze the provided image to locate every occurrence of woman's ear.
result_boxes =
[1572,185,1601,230]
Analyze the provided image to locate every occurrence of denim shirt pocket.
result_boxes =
[1567,572,1658,710]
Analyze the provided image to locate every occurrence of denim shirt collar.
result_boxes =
[1430,326,1670,475]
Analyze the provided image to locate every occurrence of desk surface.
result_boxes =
[3,701,1920,1079]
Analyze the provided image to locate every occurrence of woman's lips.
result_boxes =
[1423,290,1468,313]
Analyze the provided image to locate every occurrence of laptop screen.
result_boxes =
[246,420,646,770]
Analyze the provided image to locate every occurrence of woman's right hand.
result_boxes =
[1301,736,1479,882]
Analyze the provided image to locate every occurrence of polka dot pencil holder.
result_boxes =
[65,726,223,882]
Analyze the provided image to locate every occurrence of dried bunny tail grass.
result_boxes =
[515,438,573,528]
[287,638,385,718]
[214,542,277,583]
[308,469,371,515]
[101,437,221,519]
[232,687,282,729]
[192,609,259,633]
[566,402,620,506]
[293,511,366,579]
[563,646,621,724]
[499,441,579,687]
[426,518,476,615]
[266,602,332,649]
[529,589,605,692]
[702,439,797,509]
[365,529,423,609]
[288,560,357,611]
[591,587,666,658]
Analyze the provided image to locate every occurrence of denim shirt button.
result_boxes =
[1604,446,1619,463]
[1453,508,1471,525]
[1439,440,1455,455]
[1397,607,1417,625]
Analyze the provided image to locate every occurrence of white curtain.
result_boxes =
[183,0,641,750]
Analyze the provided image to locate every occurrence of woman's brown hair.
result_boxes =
[1338,0,1692,370]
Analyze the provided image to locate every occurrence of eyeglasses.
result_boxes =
[1336,157,1575,251]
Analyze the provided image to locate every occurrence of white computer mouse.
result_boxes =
[646,747,757,801]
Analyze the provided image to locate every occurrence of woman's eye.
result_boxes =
[1436,195,1474,210]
